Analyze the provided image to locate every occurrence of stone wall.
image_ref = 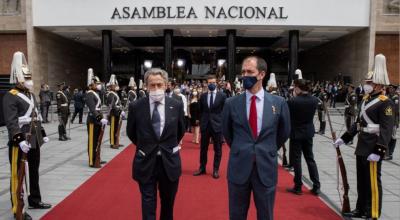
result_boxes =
[0,0,25,32]
[375,0,400,33]
[299,28,371,84]
[375,34,399,84]
[0,33,27,75]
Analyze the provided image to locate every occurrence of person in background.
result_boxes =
[39,83,51,123]
[189,90,201,144]
[71,88,85,124]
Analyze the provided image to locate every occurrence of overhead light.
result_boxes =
[177,59,185,67]
[144,60,152,69]
[218,59,226,67]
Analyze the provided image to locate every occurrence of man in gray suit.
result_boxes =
[223,56,291,220]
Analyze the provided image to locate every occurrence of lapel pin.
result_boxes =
[170,106,174,109]
[272,106,276,114]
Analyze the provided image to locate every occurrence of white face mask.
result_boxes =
[363,84,373,94]
[23,80,34,92]
[96,84,102,91]
[149,89,165,102]
[115,86,120,91]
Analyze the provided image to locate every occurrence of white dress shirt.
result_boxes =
[246,89,265,136]
[207,90,217,108]
[149,97,166,135]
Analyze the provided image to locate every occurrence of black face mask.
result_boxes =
[166,88,171,93]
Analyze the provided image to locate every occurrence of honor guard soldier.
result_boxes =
[138,79,147,98]
[127,77,137,104]
[317,87,328,135]
[85,68,108,168]
[56,82,70,141]
[120,86,128,110]
[334,54,394,220]
[107,74,125,149]
[385,84,399,160]
[3,52,51,220]
[344,84,357,134]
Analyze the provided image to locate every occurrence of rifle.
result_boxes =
[94,124,106,168]
[324,101,351,213]
[16,108,37,219]
[115,113,123,147]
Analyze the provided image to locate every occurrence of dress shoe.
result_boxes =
[100,160,107,164]
[193,169,206,176]
[59,136,67,141]
[342,209,365,218]
[285,166,294,172]
[64,135,71,140]
[212,170,220,179]
[384,155,393,160]
[286,187,303,195]
[110,145,119,149]
[310,187,321,196]
[29,201,52,209]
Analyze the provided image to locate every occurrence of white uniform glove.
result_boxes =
[19,141,31,153]
[367,153,380,162]
[121,111,126,118]
[333,138,344,148]
[43,137,49,143]
[100,118,108,126]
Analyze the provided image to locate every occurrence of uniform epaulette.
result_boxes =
[9,89,18,95]
[378,95,388,101]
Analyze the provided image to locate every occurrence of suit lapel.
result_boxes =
[258,92,274,138]
[160,97,172,138]
[237,93,253,139]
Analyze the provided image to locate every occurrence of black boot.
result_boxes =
[319,122,326,134]
[58,126,67,141]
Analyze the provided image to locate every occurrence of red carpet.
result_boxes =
[41,133,342,220]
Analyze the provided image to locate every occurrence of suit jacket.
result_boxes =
[287,94,318,140]
[127,96,185,184]
[199,91,227,133]
[223,91,290,187]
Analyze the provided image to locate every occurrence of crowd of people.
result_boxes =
[2,51,399,220]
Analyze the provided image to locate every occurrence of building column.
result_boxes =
[102,30,112,81]
[164,29,173,77]
[288,30,299,83]
[227,30,236,83]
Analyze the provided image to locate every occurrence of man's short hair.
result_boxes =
[144,68,169,85]
[243,56,268,73]
[207,75,217,80]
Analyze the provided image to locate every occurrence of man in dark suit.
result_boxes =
[223,56,290,220]
[286,79,321,195]
[71,88,85,124]
[127,68,185,220]
[193,75,227,179]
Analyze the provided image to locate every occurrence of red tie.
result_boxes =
[249,95,258,139]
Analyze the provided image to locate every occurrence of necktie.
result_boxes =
[209,92,214,109]
[152,101,161,137]
[249,95,258,139]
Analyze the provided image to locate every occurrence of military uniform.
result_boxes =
[317,91,328,134]
[107,91,123,148]
[128,89,137,104]
[341,93,394,218]
[121,89,128,109]
[3,87,48,214]
[85,89,104,167]
[344,91,357,132]
[56,88,70,140]
[386,92,399,159]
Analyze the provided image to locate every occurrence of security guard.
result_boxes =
[344,84,357,139]
[385,85,399,160]
[85,68,108,168]
[3,51,51,220]
[317,87,328,134]
[127,77,137,104]
[334,54,394,219]
[56,82,70,141]
[106,74,125,149]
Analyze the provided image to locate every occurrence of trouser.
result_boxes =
[356,155,382,219]
[199,126,222,171]
[387,126,397,156]
[228,163,276,220]
[318,110,326,133]
[345,114,355,132]
[71,107,83,123]
[291,138,320,190]
[40,102,50,122]
[9,143,42,214]
[58,113,68,137]
[138,156,179,220]
[109,114,121,146]
[87,122,102,166]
